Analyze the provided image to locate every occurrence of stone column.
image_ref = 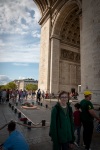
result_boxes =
[50,36,60,94]
[81,0,100,103]
[38,18,51,92]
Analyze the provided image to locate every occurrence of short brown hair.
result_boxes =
[8,121,16,132]
[58,91,68,99]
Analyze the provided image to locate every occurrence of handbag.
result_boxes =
[96,122,100,133]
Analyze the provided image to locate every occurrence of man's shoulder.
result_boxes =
[80,99,91,104]
[80,99,85,104]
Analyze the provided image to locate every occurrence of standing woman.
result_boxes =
[49,91,75,150]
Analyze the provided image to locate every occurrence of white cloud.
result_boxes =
[0,43,40,62]
[32,31,40,38]
[0,0,41,34]
[0,39,5,46]
[13,63,29,66]
[18,76,26,80]
[0,0,41,63]
[0,75,12,85]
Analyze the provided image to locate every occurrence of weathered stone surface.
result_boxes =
[81,0,100,103]
[37,0,100,103]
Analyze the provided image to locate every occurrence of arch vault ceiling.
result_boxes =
[33,0,82,16]
[33,0,81,47]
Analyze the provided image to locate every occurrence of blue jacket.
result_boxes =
[3,130,29,150]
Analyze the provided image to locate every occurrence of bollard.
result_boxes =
[32,102,34,105]
[14,108,17,113]
[40,103,42,106]
[18,112,21,118]
[42,120,46,126]
[38,101,40,105]
[9,103,11,107]
[16,102,18,106]
[12,106,14,110]
[27,121,31,129]
[46,104,48,108]
[23,118,27,124]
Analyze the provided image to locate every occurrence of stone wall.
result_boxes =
[81,0,100,103]
[38,18,51,91]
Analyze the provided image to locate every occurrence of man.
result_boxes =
[80,91,100,150]
[0,121,29,150]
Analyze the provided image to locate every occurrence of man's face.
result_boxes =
[88,94,92,100]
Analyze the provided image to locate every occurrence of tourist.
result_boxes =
[73,103,81,147]
[49,91,75,150]
[80,91,100,150]
[0,121,29,150]
[37,89,41,102]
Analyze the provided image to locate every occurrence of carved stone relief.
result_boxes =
[60,7,80,47]
[61,49,80,63]
[59,62,70,85]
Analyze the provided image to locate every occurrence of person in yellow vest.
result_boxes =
[80,91,100,150]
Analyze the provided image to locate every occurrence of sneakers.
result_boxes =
[74,142,79,147]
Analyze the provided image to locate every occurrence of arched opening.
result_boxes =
[33,0,82,94]
[50,1,81,93]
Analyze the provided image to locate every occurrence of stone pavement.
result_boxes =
[0,99,100,150]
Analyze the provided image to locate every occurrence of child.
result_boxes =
[73,103,81,147]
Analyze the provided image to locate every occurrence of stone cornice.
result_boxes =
[34,0,82,26]
[38,0,68,25]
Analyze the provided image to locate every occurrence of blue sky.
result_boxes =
[0,0,41,85]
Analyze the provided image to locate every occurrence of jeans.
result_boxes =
[82,121,94,150]
[53,141,69,150]
[60,142,69,150]
[74,126,81,145]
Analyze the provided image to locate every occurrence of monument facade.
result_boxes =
[33,0,100,103]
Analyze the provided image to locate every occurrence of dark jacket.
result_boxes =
[49,102,75,150]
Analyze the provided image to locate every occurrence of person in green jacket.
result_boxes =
[49,91,75,150]
[80,90,100,150]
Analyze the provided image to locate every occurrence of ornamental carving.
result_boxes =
[60,7,80,47]
[61,49,80,63]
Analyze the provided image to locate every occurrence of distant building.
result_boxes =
[14,78,38,90]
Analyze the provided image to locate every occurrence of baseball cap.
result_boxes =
[84,91,92,96]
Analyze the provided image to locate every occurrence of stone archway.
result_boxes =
[33,0,100,103]
[49,1,81,93]
[33,0,82,94]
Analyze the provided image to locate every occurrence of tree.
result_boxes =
[25,84,38,91]
[6,82,17,90]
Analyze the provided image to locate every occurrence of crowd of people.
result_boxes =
[0,88,54,104]
[0,88,60,105]
[0,89,28,104]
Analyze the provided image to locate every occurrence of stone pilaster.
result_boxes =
[50,37,60,93]
[80,0,100,103]
[38,18,51,92]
